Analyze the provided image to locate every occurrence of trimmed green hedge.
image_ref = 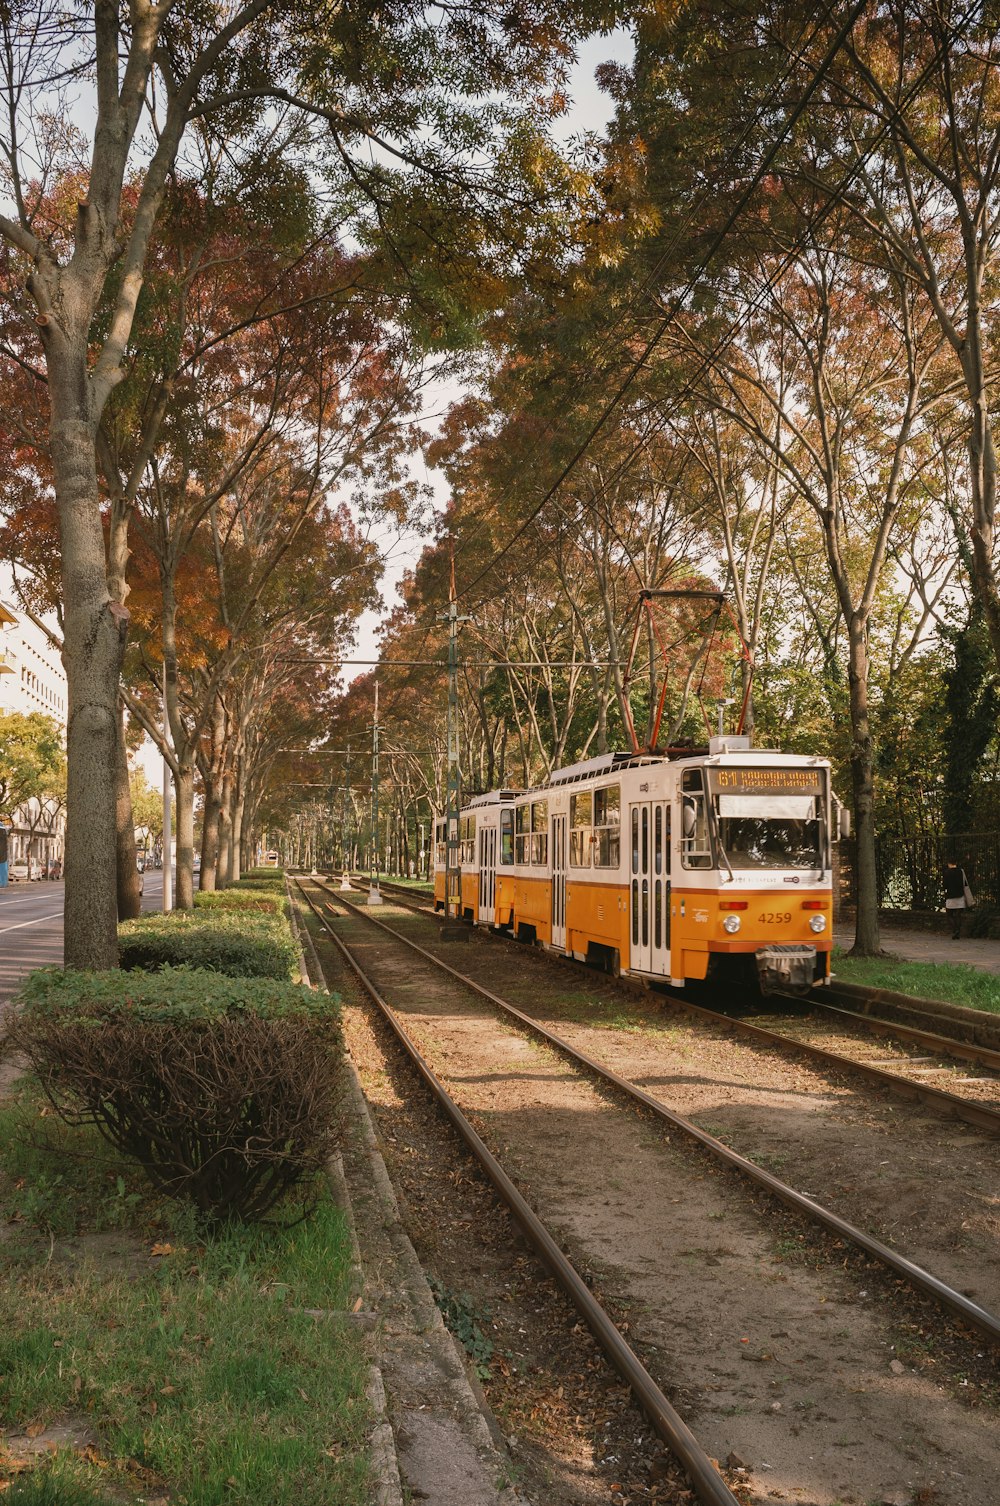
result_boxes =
[194,889,287,917]
[8,967,343,1219]
[119,909,297,979]
[234,875,287,893]
[15,965,329,1024]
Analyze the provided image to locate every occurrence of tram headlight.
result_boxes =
[809,914,827,933]
[722,914,742,934]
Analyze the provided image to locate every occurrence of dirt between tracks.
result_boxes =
[336,904,1000,1506]
[316,953,703,1503]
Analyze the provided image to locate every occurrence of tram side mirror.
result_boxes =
[837,805,851,840]
[682,796,698,839]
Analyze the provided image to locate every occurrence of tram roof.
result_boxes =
[462,788,523,809]
[545,751,664,788]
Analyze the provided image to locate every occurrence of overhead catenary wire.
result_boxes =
[275,657,627,667]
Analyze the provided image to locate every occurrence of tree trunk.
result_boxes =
[200,783,221,891]
[199,697,226,891]
[847,616,881,956]
[231,791,244,882]
[115,699,142,920]
[217,769,234,887]
[174,760,196,910]
[50,364,124,968]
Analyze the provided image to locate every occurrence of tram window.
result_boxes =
[594,784,620,868]
[500,809,514,866]
[680,770,711,869]
[459,815,477,865]
[654,807,662,874]
[714,793,822,870]
[515,804,530,864]
[570,793,592,868]
[631,807,639,874]
[531,801,548,865]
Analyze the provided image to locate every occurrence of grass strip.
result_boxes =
[0,1084,371,1506]
[831,948,1000,1014]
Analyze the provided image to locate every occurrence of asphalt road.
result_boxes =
[0,870,168,1007]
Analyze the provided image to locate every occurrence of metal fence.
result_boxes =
[873,832,1000,913]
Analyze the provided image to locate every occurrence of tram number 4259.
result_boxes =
[758,911,793,925]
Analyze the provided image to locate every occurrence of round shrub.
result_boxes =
[5,967,343,1221]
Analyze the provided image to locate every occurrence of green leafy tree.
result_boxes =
[0,711,65,817]
[129,768,163,848]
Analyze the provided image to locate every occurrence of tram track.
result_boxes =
[297,874,1000,1506]
[305,873,1000,1348]
[293,875,743,1506]
[341,872,1000,1134]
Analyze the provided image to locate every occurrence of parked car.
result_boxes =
[8,861,29,882]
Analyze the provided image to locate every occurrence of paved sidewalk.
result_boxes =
[834,923,1000,978]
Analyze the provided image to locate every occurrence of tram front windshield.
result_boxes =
[708,770,826,870]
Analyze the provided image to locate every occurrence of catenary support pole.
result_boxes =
[440,560,472,919]
[368,684,383,905]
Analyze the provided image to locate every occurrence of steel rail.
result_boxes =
[656,994,1000,1137]
[304,875,1000,1350]
[809,997,1000,1069]
[339,874,1000,1135]
[294,877,742,1506]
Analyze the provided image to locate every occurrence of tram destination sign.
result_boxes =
[708,767,824,796]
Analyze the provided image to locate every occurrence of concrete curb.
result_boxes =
[285,882,405,1506]
[288,880,526,1506]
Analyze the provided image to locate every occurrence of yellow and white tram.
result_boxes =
[434,737,837,994]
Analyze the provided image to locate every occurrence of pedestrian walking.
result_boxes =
[943,858,974,939]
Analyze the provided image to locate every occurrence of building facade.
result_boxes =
[0,579,67,877]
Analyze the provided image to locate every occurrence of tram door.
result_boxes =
[478,825,496,924]
[551,813,567,950]
[630,803,671,975]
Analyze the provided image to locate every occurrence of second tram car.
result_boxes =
[434,737,839,993]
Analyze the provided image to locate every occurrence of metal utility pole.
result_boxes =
[367,682,383,905]
[439,559,471,920]
[340,744,353,888]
